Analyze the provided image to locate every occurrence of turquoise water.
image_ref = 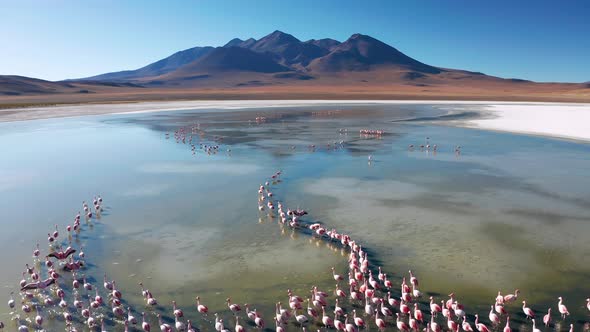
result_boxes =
[0,104,589,331]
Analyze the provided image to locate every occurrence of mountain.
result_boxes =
[305,38,341,51]
[161,46,290,78]
[308,34,441,73]
[83,46,214,81]
[0,75,142,96]
[246,30,329,67]
[4,30,588,104]
[224,38,257,48]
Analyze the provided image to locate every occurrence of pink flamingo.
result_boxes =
[462,316,474,332]
[345,314,357,332]
[196,296,208,314]
[172,300,183,318]
[332,267,343,281]
[374,310,386,331]
[353,309,365,329]
[503,290,519,303]
[413,303,423,322]
[474,314,489,332]
[430,315,441,332]
[496,291,504,305]
[322,306,334,328]
[227,298,241,313]
[489,305,500,325]
[558,297,570,319]
[396,313,409,332]
[522,300,535,319]
[448,315,458,332]
[430,296,442,316]
[503,317,511,332]
[157,313,172,332]
[543,308,551,327]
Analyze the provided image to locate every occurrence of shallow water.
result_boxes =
[0,103,589,331]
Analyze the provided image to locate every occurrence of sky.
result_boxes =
[0,0,588,82]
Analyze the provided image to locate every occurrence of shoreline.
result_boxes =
[1,99,589,144]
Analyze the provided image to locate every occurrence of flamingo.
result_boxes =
[531,319,541,332]
[35,305,43,326]
[378,267,385,281]
[294,310,309,326]
[503,317,511,332]
[172,300,183,318]
[448,315,458,332]
[400,300,410,315]
[522,300,535,319]
[157,313,172,332]
[380,299,393,317]
[489,305,500,325]
[345,314,358,332]
[104,274,113,290]
[274,318,284,332]
[396,313,409,332]
[413,303,423,322]
[587,298,590,312]
[409,270,419,287]
[335,298,344,317]
[365,296,374,315]
[8,292,15,309]
[503,290,519,303]
[353,309,365,329]
[543,308,551,327]
[234,316,245,332]
[474,314,489,332]
[186,319,197,332]
[496,291,504,305]
[335,284,347,298]
[227,298,241,313]
[322,306,334,328]
[462,316,474,332]
[215,313,223,332]
[454,302,466,319]
[558,297,570,319]
[332,267,344,281]
[430,296,442,316]
[388,291,399,307]
[430,315,441,332]
[254,315,265,330]
[306,298,318,318]
[82,300,91,318]
[494,302,507,315]
[128,307,137,325]
[20,277,55,291]
[375,310,386,331]
[193,296,208,314]
[335,317,346,331]
[112,280,122,299]
[175,316,186,331]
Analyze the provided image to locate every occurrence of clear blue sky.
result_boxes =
[1,0,588,82]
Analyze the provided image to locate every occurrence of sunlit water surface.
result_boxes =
[0,103,589,331]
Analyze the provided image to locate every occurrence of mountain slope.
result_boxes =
[83,46,214,81]
[161,46,291,78]
[308,34,441,73]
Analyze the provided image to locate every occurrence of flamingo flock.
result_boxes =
[1,171,588,331]
[255,170,588,332]
[165,124,229,156]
